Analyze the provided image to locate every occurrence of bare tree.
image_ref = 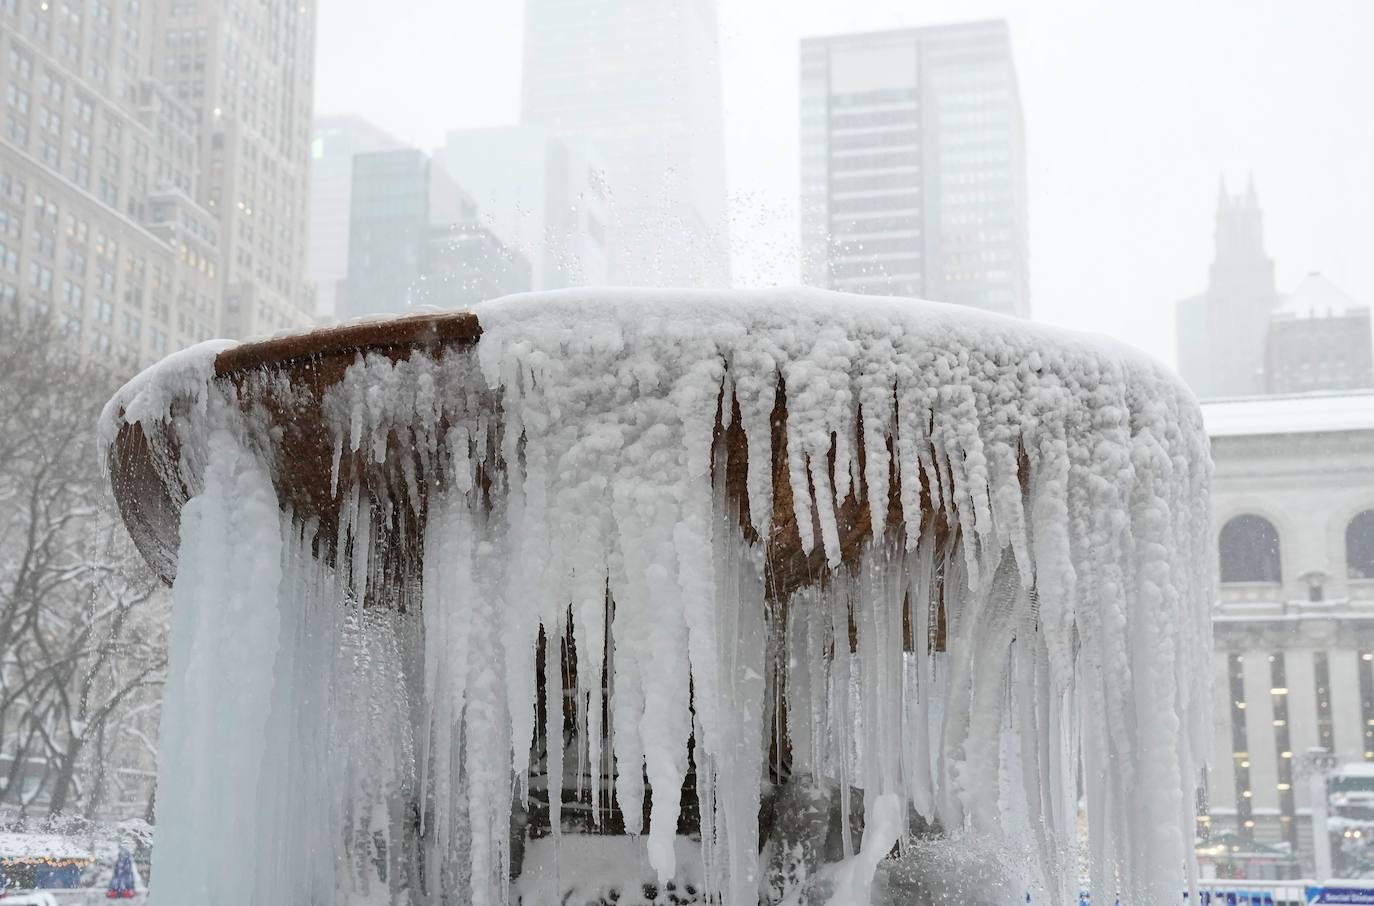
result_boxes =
[0,307,166,821]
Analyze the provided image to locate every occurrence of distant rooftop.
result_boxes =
[1202,390,1374,437]
[1274,272,1366,319]
[801,18,1009,46]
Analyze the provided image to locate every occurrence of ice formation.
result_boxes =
[103,288,1214,906]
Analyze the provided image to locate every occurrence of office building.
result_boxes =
[436,125,608,290]
[309,115,402,318]
[1265,274,1373,395]
[799,20,1029,316]
[0,0,223,370]
[0,0,318,371]
[154,0,318,337]
[340,147,530,321]
[412,222,532,311]
[521,0,729,287]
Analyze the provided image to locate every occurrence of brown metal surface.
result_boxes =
[107,312,483,586]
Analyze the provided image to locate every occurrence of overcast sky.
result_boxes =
[314,0,1374,367]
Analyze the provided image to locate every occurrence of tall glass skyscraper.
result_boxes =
[800,21,1029,317]
[521,0,730,288]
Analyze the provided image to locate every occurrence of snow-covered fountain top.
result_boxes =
[101,288,1214,906]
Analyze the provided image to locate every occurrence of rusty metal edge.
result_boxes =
[213,310,483,377]
[110,310,486,586]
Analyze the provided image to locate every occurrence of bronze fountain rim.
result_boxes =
[211,309,484,378]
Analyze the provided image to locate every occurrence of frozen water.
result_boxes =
[108,288,1213,906]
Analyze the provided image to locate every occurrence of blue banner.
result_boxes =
[1306,887,1374,904]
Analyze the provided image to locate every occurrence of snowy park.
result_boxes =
[1,0,1370,903]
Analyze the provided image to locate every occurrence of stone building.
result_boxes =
[1265,274,1373,395]
[0,0,318,371]
[1202,391,1374,875]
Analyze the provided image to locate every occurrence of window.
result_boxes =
[27,262,52,292]
[1348,510,1374,579]
[1219,514,1281,583]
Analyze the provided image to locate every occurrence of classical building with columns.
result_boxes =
[1202,391,1374,875]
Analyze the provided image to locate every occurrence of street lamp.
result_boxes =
[1295,747,1342,881]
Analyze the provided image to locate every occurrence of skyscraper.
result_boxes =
[339,149,434,320]
[0,0,224,370]
[152,0,318,337]
[436,125,608,291]
[520,0,729,287]
[1176,178,1279,399]
[309,116,403,319]
[800,21,1029,317]
[340,148,530,321]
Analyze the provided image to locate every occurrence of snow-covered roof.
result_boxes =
[1337,763,1374,779]
[1201,391,1374,438]
[0,833,96,862]
[1274,273,1365,319]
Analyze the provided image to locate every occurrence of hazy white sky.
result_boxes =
[314,0,1374,367]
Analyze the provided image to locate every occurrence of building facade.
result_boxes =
[0,0,225,371]
[153,0,317,337]
[412,222,532,312]
[1202,392,1374,875]
[340,147,530,321]
[520,0,729,287]
[1177,179,1280,399]
[436,125,607,291]
[1265,274,1373,396]
[799,20,1029,317]
[308,115,402,319]
[0,0,317,372]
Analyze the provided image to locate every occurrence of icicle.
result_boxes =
[149,408,284,904]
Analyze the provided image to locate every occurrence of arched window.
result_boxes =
[1219,514,1281,584]
[1348,511,1374,580]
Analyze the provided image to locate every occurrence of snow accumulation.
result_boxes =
[103,288,1214,906]
[97,338,236,457]
[0,833,97,861]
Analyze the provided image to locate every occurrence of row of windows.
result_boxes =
[1218,511,1374,584]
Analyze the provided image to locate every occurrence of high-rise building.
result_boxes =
[0,0,224,370]
[436,125,608,291]
[520,0,729,287]
[152,0,318,337]
[0,0,318,369]
[412,222,532,312]
[1176,178,1280,399]
[799,21,1030,317]
[340,148,530,321]
[339,149,433,320]
[1265,274,1373,395]
[309,115,402,319]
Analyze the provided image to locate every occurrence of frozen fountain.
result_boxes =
[101,289,1214,906]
